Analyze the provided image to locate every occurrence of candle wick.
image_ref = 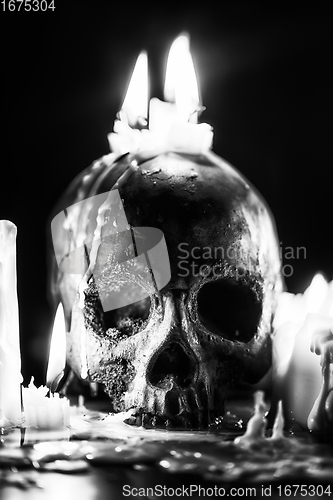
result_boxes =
[189,104,205,123]
[48,370,65,394]
[57,367,74,396]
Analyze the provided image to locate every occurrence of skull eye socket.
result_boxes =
[104,296,151,334]
[196,279,262,342]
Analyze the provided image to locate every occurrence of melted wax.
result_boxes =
[1,392,332,488]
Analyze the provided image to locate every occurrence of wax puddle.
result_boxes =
[1,394,333,487]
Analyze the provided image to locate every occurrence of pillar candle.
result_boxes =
[0,220,22,426]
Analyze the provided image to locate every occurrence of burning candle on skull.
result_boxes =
[108,34,213,159]
[119,51,148,129]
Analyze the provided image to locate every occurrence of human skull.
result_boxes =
[50,150,283,428]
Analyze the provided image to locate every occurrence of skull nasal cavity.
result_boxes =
[148,343,196,389]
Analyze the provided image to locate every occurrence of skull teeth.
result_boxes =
[124,407,216,430]
[125,382,218,429]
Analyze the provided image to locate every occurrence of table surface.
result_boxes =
[2,463,333,500]
[1,399,333,500]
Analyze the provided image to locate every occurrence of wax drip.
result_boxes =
[308,336,333,431]
[111,159,139,191]
[234,391,267,445]
[234,393,289,449]
[269,400,285,440]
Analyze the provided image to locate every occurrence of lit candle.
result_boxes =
[0,220,71,430]
[107,34,213,160]
[120,51,148,128]
[22,303,70,429]
[272,273,333,430]
[22,378,70,429]
[163,34,200,122]
[0,220,23,427]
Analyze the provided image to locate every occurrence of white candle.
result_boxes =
[107,34,213,161]
[22,378,70,429]
[272,273,333,430]
[0,221,71,430]
[0,220,22,427]
[23,303,71,429]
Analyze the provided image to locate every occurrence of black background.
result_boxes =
[1,2,332,384]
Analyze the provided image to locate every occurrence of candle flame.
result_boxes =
[306,273,328,314]
[46,303,66,387]
[164,34,200,121]
[121,51,148,127]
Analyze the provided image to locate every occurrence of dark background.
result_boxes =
[1,3,332,384]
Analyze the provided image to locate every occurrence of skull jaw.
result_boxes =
[77,288,224,430]
[99,372,228,430]
[84,332,244,430]
[69,316,226,430]
[66,275,273,430]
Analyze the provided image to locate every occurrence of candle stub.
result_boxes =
[22,378,70,429]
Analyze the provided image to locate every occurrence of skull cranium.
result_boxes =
[50,150,283,428]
